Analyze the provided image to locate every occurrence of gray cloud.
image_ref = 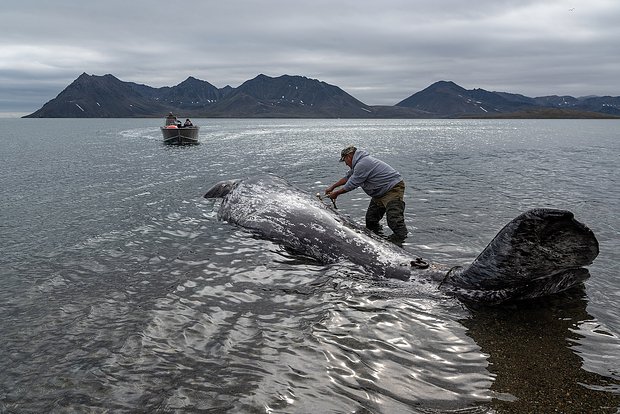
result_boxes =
[2,0,619,113]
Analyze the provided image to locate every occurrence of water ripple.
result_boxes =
[1,118,618,413]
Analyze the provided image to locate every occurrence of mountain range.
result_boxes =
[24,73,620,119]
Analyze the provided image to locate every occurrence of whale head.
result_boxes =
[204,179,241,199]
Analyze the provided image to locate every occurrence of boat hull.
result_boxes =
[161,126,200,145]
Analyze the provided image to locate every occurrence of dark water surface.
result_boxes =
[1,118,618,413]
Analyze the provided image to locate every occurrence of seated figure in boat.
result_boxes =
[184,119,193,127]
[165,112,177,126]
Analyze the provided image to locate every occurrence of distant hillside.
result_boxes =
[158,76,225,109]
[396,80,620,118]
[204,74,375,118]
[26,73,171,117]
[24,74,620,118]
[461,107,620,119]
[25,73,377,119]
[395,81,525,116]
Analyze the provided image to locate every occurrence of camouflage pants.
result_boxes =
[365,181,408,239]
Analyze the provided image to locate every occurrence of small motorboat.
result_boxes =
[161,113,199,145]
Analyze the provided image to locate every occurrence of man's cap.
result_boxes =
[340,146,356,162]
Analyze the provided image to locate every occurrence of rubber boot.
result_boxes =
[365,199,386,234]
[385,200,408,241]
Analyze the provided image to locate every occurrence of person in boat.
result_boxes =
[183,119,193,127]
[325,146,408,243]
[165,112,177,126]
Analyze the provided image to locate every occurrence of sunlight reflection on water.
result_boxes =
[0,118,618,412]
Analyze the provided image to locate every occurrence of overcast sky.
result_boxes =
[2,0,619,114]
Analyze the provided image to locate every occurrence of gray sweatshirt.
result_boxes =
[342,149,403,198]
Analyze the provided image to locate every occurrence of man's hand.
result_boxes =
[325,177,348,196]
[327,190,341,200]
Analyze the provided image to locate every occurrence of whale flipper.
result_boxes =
[444,209,599,303]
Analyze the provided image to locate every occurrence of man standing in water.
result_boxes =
[325,146,408,243]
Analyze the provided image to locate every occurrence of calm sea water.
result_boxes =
[1,118,618,413]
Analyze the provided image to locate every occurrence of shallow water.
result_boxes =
[0,118,618,412]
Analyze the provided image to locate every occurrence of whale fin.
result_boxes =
[204,179,241,199]
[445,209,599,303]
